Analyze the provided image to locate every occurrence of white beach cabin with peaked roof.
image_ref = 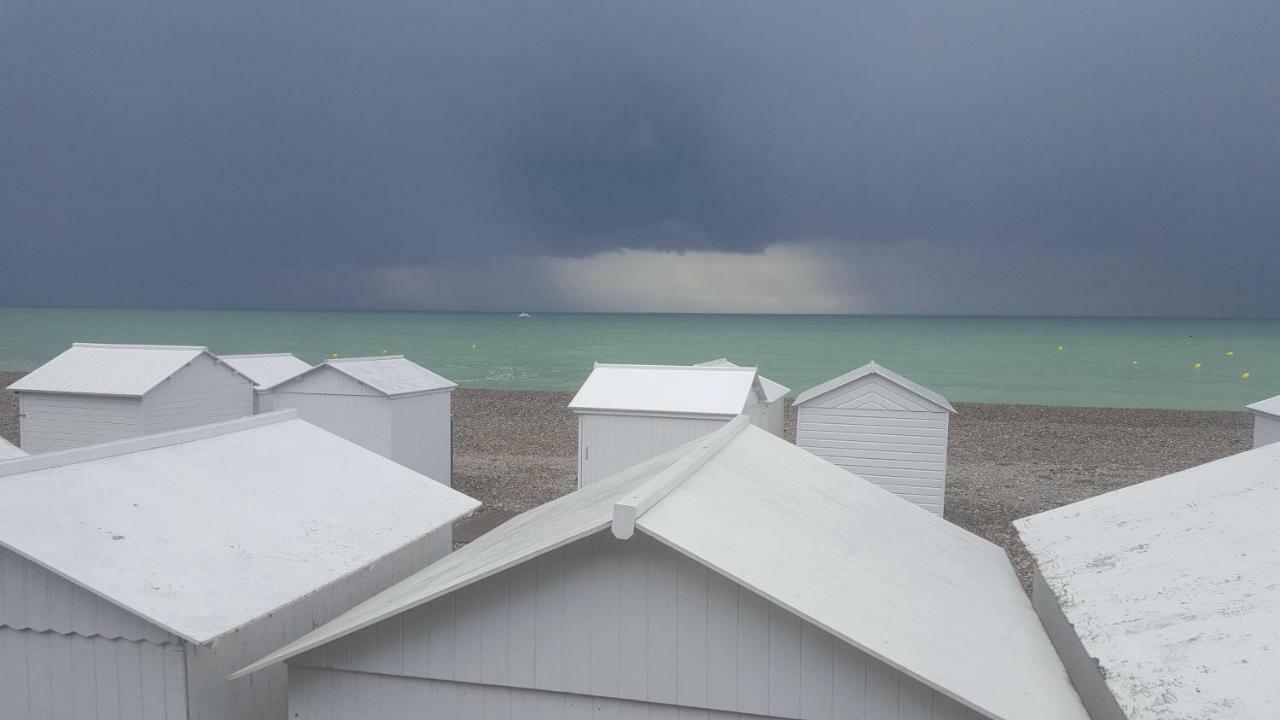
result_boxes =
[1245,394,1280,448]
[219,352,313,413]
[269,355,457,487]
[569,362,770,486]
[1015,443,1280,720]
[6,343,254,453]
[0,411,479,720]
[696,357,790,436]
[0,436,26,460]
[234,418,1088,720]
[794,362,956,515]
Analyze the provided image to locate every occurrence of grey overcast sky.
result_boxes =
[2,1,1278,316]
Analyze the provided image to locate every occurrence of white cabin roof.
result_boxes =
[569,363,765,417]
[793,361,956,412]
[0,436,26,460]
[7,343,214,397]
[1015,443,1280,720]
[219,353,312,390]
[0,411,479,645]
[695,358,790,402]
[1246,394,1280,419]
[234,419,1087,720]
[280,355,457,396]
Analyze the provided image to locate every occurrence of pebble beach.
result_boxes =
[2,373,1252,589]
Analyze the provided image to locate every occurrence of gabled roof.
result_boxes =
[1015,443,1280,720]
[233,419,1087,720]
[0,436,26,460]
[7,343,216,397]
[569,363,765,417]
[278,356,457,396]
[1246,394,1280,419]
[219,353,312,390]
[695,358,790,402]
[0,411,479,645]
[793,361,956,412]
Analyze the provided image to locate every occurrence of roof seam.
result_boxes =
[611,415,750,539]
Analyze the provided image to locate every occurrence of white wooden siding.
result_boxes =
[577,414,728,487]
[1253,414,1280,448]
[142,354,253,433]
[0,627,188,720]
[2,529,451,720]
[391,392,452,486]
[762,398,786,438]
[796,377,950,515]
[17,393,144,453]
[272,392,394,459]
[291,531,985,720]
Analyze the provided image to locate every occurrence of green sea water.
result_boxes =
[0,308,1275,410]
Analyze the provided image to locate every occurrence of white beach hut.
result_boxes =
[569,362,769,486]
[218,352,313,413]
[6,343,254,453]
[234,418,1088,720]
[0,436,26,460]
[1245,394,1280,447]
[696,357,790,436]
[1015,443,1280,720]
[268,355,456,486]
[0,411,478,720]
[794,362,956,515]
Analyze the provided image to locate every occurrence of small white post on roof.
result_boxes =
[232,419,1088,720]
[1015,442,1280,720]
[218,352,312,413]
[568,362,772,487]
[1246,394,1280,448]
[694,358,789,436]
[0,410,478,720]
[6,343,254,453]
[267,354,457,486]
[793,361,956,515]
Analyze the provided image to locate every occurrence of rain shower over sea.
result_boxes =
[0,308,1275,410]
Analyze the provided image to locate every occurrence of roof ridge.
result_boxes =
[72,343,208,351]
[594,362,759,372]
[220,352,299,359]
[0,410,298,478]
[326,355,406,363]
[611,415,750,539]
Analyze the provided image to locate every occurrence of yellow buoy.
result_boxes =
[1193,362,1202,369]
[472,344,477,350]
[1057,345,1064,352]
[1242,372,1251,380]
[382,349,388,355]
[1131,360,1139,366]
[1226,350,1235,357]
[331,352,338,358]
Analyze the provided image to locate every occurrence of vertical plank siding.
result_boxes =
[577,415,728,487]
[17,394,144,453]
[1253,414,1280,448]
[142,355,254,434]
[390,392,453,486]
[796,377,950,515]
[293,531,987,720]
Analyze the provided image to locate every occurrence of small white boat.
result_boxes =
[517,312,531,318]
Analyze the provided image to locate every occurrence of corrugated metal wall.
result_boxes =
[796,377,950,515]
[577,414,727,487]
[142,354,254,434]
[16,393,145,453]
[290,531,986,720]
[390,392,452,486]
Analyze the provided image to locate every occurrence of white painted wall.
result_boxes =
[288,530,987,720]
[1253,414,1280,448]
[17,393,145,453]
[142,354,254,434]
[796,376,950,515]
[271,367,453,486]
[0,531,452,720]
[763,396,787,437]
[576,413,728,487]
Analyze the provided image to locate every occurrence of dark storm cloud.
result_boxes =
[1,1,1278,315]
